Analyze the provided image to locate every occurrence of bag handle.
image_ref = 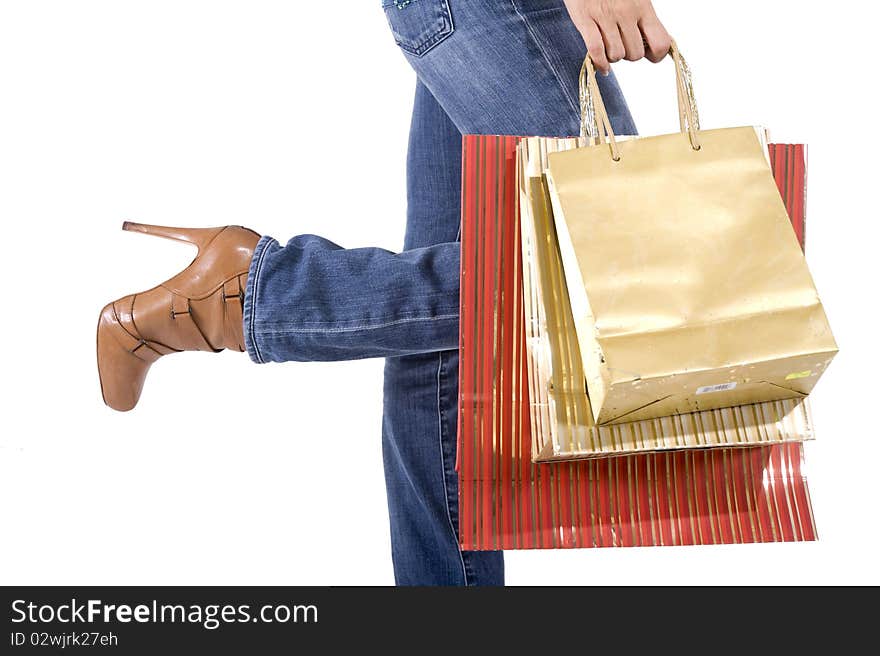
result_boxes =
[579,40,701,161]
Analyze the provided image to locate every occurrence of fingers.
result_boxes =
[579,19,610,75]
[569,0,671,71]
[638,9,673,63]
[618,21,646,61]
[597,19,626,66]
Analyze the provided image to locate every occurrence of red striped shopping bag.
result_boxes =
[457,134,814,550]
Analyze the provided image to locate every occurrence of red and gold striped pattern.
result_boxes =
[769,143,807,248]
[457,134,816,550]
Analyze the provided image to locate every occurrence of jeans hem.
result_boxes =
[243,235,277,364]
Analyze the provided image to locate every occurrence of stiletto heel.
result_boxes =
[121,221,226,253]
[97,223,261,411]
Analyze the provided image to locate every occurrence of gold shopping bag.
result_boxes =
[519,136,814,461]
[545,44,837,425]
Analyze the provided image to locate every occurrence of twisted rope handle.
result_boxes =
[579,41,701,161]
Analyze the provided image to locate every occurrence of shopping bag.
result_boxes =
[520,135,813,462]
[545,45,836,424]
[458,135,816,549]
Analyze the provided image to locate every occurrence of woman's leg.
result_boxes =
[243,237,461,362]
[382,81,503,585]
[243,0,635,586]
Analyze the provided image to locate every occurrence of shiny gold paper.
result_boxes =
[519,137,816,461]
[545,54,837,425]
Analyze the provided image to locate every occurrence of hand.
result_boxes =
[563,0,672,74]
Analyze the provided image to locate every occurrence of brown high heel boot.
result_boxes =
[97,221,261,411]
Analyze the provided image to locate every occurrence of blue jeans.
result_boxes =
[243,0,635,585]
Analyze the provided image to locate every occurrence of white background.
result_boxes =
[1,0,877,585]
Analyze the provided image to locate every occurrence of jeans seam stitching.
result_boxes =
[509,0,581,121]
[257,305,459,326]
[247,240,272,364]
[436,351,469,586]
[256,313,459,335]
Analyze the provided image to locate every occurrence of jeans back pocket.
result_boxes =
[382,0,454,57]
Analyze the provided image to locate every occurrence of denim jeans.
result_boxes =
[243,0,635,585]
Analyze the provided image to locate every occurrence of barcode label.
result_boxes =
[696,382,738,395]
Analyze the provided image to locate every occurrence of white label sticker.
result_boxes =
[696,382,738,395]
